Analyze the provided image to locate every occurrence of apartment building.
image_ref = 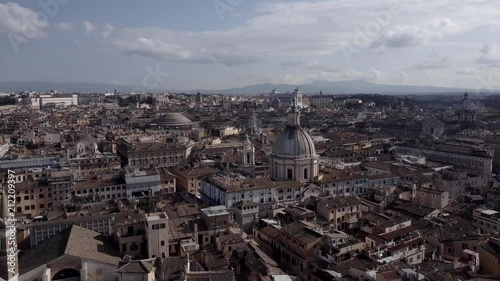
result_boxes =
[316,196,362,231]
[200,206,231,246]
[415,187,449,210]
[170,166,218,196]
[395,143,492,177]
[114,210,145,257]
[73,176,127,202]
[318,230,365,264]
[365,219,425,265]
[315,173,368,196]
[125,169,161,199]
[14,180,52,219]
[48,169,73,206]
[200,172,303,210]
[278,221,323,280]
[145,212,169,259]
[117,139,188,169]
[473,207,500,234]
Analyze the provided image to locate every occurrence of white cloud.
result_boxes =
[0,2,49,38]
[99,0,500,67]
[476,43,500,68]
[408,56,450,70]
[280,61,337,73]
[83,21,96,34]
[115,37,261,65]
[56,22,74,32]
[101,23,114,38]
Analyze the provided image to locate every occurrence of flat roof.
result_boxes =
[481,209,500,216]
[145,212,168,221]
[201,205,230,217]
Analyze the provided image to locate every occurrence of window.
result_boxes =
[287,168,293,179]
[161,240,165,246]
[304,168,308,180]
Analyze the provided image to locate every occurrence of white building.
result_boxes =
[125,170,161,198]
[270,88,304,108]
[145,212,169,259]
[21,93,78,109]
[473,207,500,234]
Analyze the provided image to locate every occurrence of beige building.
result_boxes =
[171,166,219,196]
[316,196,362,231]
[145,212,169,259]
[365,219,425,265]
[73,176,127,203]
[414,187,449,210]
[14,180,52,219]
[117,138,188,169]
[473,207,500,234]
[478,237,500,275]
[278,221,323,280]
[200,206,231,247]
[114,211,145,258]
[49,169,73,206]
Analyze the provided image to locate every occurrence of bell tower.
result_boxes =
[239,134,255,177]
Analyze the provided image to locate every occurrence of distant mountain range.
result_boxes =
[0,79,498,95]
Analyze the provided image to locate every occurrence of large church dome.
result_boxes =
[272,126,316,157]
[150,112,192,128]
[269,101,319,183]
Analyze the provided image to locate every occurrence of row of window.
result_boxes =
[474,218,499,230]
[74,185,126,194]
[16,204,46,212]
[131,157,182,166]
[151,223,167,230]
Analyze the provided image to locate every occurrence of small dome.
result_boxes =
[151,113,192,128]
[272,126,316,157]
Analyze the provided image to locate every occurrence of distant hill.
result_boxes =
[0,79,498,95]
[197,80,470,95]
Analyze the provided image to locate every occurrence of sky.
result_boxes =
[1,0,500,91]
